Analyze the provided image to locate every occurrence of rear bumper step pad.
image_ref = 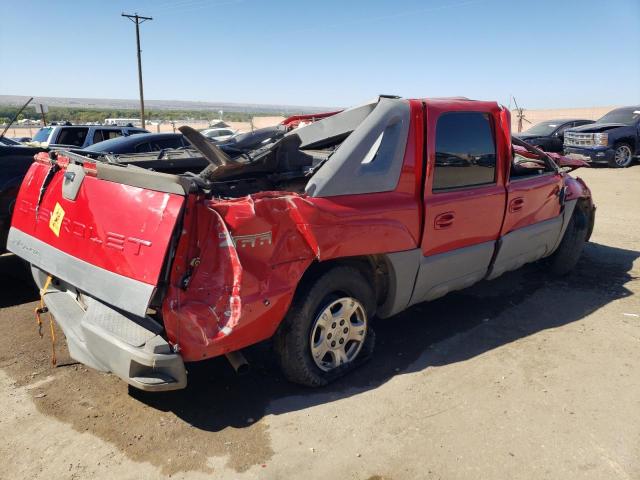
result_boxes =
[41,284,186,392]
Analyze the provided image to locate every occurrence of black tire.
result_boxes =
[608,143,634,168]
[547,204,590,276]
[274,266,376,387]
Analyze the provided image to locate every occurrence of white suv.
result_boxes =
[30,125,149,149]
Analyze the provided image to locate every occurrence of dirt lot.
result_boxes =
[0,166,638,480]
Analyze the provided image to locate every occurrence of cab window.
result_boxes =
[433,112,496,191]
[56,128,89,147]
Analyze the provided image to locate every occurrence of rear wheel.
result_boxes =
[608,143,634,168]
[274,266,375,386]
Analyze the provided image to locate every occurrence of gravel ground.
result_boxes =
[0,166,638,480]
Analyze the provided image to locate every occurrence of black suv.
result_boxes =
[564,106,640,168]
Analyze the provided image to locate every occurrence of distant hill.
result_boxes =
[0,95,334,115]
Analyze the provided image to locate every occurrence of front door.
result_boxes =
[487,143,565,279]
[410,106,508,306]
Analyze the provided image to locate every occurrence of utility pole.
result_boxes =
[122,12,152,128]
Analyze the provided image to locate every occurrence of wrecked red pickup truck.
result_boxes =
[8,96,595,392]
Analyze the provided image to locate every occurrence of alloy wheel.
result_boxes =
[309,297,367,372]
[614,145,633,167]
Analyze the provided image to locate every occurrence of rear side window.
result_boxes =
[135,142,152,153]
[92,130,103,144]
[104,130,123,141]
[433,112,496,191]
[151,137,183,150]
[92,129,123,144]
[56,128,89,147]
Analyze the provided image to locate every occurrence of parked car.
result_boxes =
[514,119,594,152]
[0,137,20,146]
[0,143,46,249]
[200,127,237,142]
[564,106,640,167]
[81,133,191,155]
[30,124,149,149]
[11,136,32,143]
[7,96,595,393]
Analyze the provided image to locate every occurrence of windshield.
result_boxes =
[523,121,561,136]
[597,108,640,125]
[33,127,53,143]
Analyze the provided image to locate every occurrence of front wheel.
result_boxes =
[546,205,590,276]
[608,143,634,168]
[274,266,376,387]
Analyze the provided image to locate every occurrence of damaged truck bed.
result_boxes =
[8,96,595,391]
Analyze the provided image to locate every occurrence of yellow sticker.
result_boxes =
[49,202,65,237]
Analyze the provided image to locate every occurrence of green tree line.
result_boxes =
[0,106,303,125]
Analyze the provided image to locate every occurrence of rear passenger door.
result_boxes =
[410,106,508,306]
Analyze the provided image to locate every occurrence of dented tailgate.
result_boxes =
[8,155,185,317]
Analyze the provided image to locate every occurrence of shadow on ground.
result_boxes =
[133,241,638,430]
[0,241,637,474]
[0,253,38,308]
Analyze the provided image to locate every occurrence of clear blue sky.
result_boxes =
[1,0,639,108]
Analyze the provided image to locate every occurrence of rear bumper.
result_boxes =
[7,227,155,318]
[564,146,614,164]
[33,266,187,391]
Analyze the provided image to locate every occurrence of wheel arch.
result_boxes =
[575,196,595,241]
[613,137,636,151]
[293,250,421,320]
[295,255,390,306]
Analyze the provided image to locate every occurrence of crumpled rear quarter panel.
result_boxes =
[162,190,420,361]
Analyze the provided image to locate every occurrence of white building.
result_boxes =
[104,118,142,126]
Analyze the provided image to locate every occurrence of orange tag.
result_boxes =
[49,203,65,237]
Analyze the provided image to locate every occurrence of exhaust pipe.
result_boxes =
[225,351,249,375]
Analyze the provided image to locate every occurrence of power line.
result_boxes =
[121,12,153,129]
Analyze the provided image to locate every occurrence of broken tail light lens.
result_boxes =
[82,161,97,176]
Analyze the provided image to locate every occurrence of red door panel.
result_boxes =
[502,173,563,234]
[420,102,510,257]
[422,185,505,256]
